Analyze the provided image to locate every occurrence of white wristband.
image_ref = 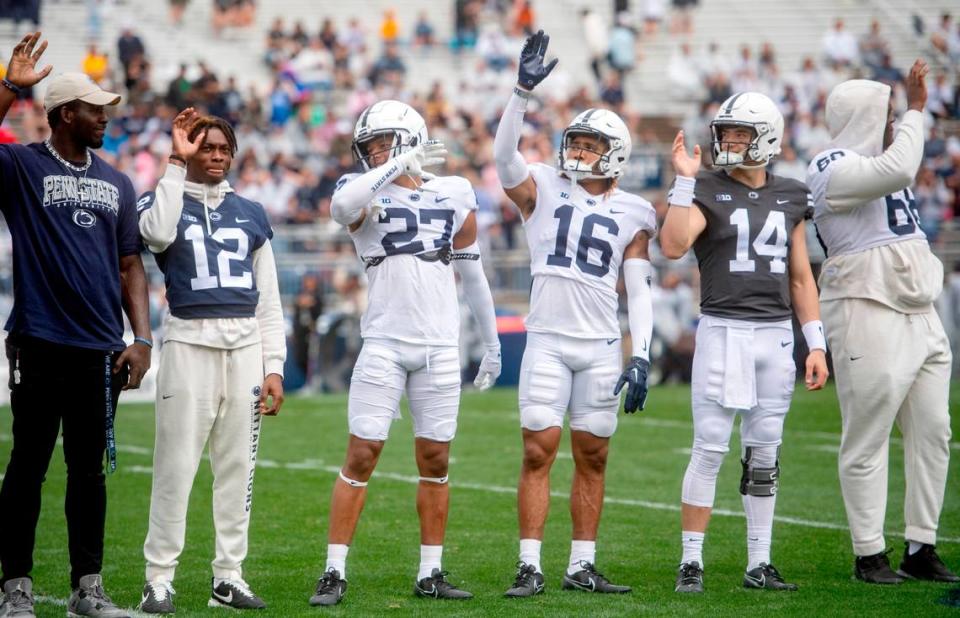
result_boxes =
[801,320,827,352]
[669,175,696,208]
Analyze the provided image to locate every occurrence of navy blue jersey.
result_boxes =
[138,191,272,319]
[0,142,140,351]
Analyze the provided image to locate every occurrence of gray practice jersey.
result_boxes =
[691,169,812,321]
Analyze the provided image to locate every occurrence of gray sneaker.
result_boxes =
[67,575,130,618]
[0,577,35,617]
[138,580,176,614]
[208,578,266,610]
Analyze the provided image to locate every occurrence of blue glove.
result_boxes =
[614,356,650,414]
[518,29,559,90]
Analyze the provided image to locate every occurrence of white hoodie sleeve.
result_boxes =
[253,239,287,378]
[139,163,187,253]
[824,110,925,213]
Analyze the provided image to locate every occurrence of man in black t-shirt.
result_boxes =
[0,33,151,618]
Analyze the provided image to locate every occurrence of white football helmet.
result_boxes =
[710,92,784,168]
[558,108,632,181]
[352,100,428,170]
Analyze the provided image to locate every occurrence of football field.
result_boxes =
[6,382,960,616]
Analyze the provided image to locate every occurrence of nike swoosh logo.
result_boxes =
[213,590,233,604]
[776,199,789,205]
[162,394,174,399]
[609,210,624,214]
[746,573,765,586]
[568,577,596,592]
[419,584,437,597]
[236,217,250,223]
[434,196,450,203]
[607,338,618,345]
[141,594,148,607]
[850,355,863,361]
[780,341,790,347]
[641,337,648,351]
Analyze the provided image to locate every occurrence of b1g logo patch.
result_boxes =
[252,385,262,397]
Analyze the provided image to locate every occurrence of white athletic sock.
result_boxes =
[567,540,596,575]
[908,541,924,555]
[519,538,542,574]
[325,544,349,580]
[681,530,705,567]
[743,493,776,571]
[418,545,443,581]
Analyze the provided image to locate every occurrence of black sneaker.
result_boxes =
[414,569,473,599]
[504,562,545,598]
[743,563,798,590]
[0,577,35,617]
[855,549,905,584]
[207,578,266,610]
[562,561,631,594]
[675,561,704,593]
[899,543,960,583]
[309,568,347,607]
[139,580,175,614]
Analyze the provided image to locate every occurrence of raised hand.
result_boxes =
[171,107,204,161]
[398,139,447,176]
[518,29,558,90]
[905,58,929,112]
[672,130,702,178]
[5,32,52,89]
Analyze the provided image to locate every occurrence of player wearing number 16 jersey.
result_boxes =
[494,30,656,597]
[660,92,828,594]
[309,100,501,606]
[807,62,957,584]
[137,111,286,613]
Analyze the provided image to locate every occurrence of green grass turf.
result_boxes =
[3,382,959,617]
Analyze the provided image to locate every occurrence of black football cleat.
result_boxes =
[743,563,798,590]
[899,543,960,583]
[309,568,347,606]
[562,561,631,593]
[504,562,545,598]
[675,561,704,593]
[414,569,473,599]
[855,549,906,584]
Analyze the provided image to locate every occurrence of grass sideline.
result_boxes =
[3,382,959,617]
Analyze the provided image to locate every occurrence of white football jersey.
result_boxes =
[807,148,926,257]
[523,163,657,339]
[339,173,477,345]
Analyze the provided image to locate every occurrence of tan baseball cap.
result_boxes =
[43,72,121,112]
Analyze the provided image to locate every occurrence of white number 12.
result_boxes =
[184,224,252,290]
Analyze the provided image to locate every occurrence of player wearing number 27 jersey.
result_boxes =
[494,30,656,597]
[806,68,956,584]
[661,92,828,594]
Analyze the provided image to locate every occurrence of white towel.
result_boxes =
[720,325,758,410]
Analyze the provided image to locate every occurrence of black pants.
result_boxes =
[0,336,123,588]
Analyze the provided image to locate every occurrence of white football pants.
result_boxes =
[822,298,952,557]
[143,340,265,581]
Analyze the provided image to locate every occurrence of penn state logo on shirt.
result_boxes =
[209,211,223,222]
[409,193,421,202]
[72,208,97,228]
[748,191,760,200]
[252,385,262,397]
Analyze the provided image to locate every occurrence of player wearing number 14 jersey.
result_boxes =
[136,111,286,613]
[660,92,828,594]
[494,30,656,597]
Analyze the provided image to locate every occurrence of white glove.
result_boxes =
[396,139,447,176]
[473,344,502,391]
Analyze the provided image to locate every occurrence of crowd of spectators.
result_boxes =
[0,2,957,387]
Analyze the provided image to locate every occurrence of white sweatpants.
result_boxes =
[822,298,952,556]
[143,340,264,581]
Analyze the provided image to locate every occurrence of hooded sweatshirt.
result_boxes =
[805,79,942,312]
[139,163,286,377]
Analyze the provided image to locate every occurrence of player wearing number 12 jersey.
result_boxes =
[660,92,828,594]
[494,30,656,597]
[807,62,957,584]
[309,100,501,606]
[137,111,286,613]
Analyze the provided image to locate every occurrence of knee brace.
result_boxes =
[739,446,780,497]
[681,446,725,507]
[339,470,368,488]
[520,405,559,432]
